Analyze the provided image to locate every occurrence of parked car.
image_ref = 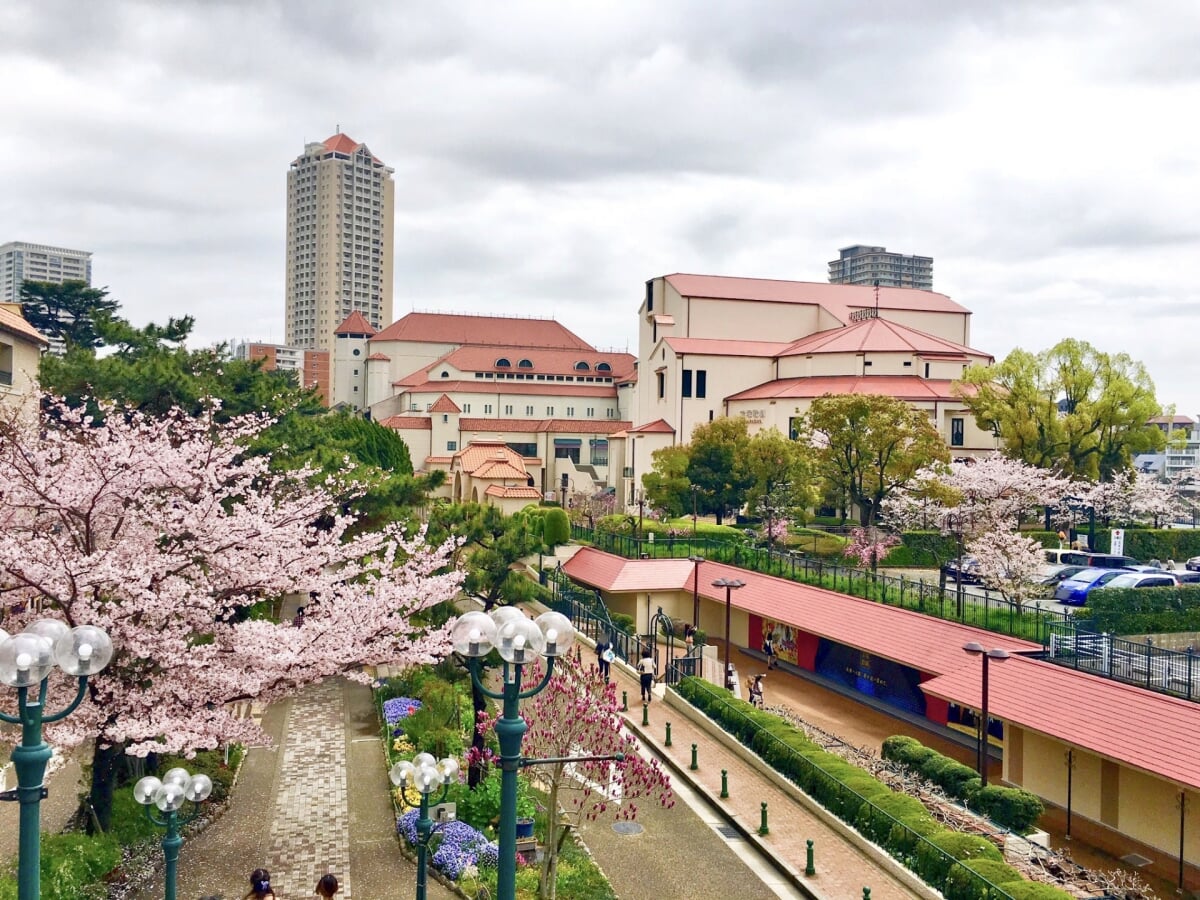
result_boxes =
[1053,567,1133,605]
[941,556,982,584]
[1177,572,1200,584]
[1060,552,1140,569]
[1035,564,1089,596]
[1099,572,1179,590]
[1186,556,1200,572]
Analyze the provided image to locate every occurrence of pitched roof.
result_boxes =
[451,441,529,477]
[458,418,631,435]
[323,133,360,154]
[920,655,1200,792]
[1149,415,1195,425]
[725,375,968,403]
[626,419,676,434]
[379,416,432,430]
[779,317,991,360]
[484,484,543,499]
[429,394,461,414]
[662,337,794,358]
[334,310,377,337]
[562,549,1038,675]
[372,312,593,350]
[366,353,391,361]
[663,273,969,323]
[0,305,48,345]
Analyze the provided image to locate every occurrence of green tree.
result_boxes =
[958,339,1162,481]
[686,417,754,525]
[804,394,948,526]
[19,280,119,350]
[742,426,816,523]
[542,507,570,547]
[641,444,692,518]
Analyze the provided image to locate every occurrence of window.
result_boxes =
[507,442,537,457]
[447,441,457,452]
[574,361,590,371]
[924,363,930,378]
[518,359,533,369]
[484,404,493,414]
[951,418,965,447]
[656,372,665,399]
[441,370,449,378]
[696,370,707,399]
[586,407,594,416]
[442,414,448,423]
[353,368,359,376]
[554,446,580,464]
[645,280,653,312]
[596,362,612,373]
[504,404,513,415]
[566,407,574,416]
[546,406,554,415]
[463,403,471,413]
[525,405,534,415]
[495,358,511,368]
[353,348,361,356]
[682,369,693,398]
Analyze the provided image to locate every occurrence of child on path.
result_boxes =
[243,868,277,899]
[637,647,656,702]
[596,636,614,682]
[315,872,340,897]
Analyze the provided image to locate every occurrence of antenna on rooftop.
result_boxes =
[874,279,880,314]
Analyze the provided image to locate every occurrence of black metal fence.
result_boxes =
[571,524,1069,644]
[1045,621,1200,701]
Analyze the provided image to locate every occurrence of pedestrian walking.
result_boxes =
[748,674,765,708]
[762,633,777,669]
[315,872,340,898]
[725,664,738,693]
[596,636,614,682]
[243,868,277,899]
[684,623,695,651]
[637,647,656,702]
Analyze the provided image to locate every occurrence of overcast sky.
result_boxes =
[4,1,1199,412]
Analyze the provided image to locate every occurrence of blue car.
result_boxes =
[1053,567,1132,605]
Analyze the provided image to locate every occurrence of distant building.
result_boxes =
[828,245,933,291]
[285,133,394,352]
[232,340,330,405]
[0,241,93,304]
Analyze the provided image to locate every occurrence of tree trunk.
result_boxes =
[467,675,487,789]
[87,742,124,834]
[538,763,565,900]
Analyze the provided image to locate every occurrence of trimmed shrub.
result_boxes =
[944,859,1025,900]
[1001,882,1077,900]
[916,832,1003,884]
[969,785,1045,834]
[543,508,570,547]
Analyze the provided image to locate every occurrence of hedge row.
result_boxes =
[1085,585,1200,635]
[881,736,1044,833]
[675,677,1069,900]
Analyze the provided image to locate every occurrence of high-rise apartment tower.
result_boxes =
[828,245,933,291]
[0,241,93,304]
[285,133,394,351]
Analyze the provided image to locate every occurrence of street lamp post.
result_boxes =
[963,642,1010,786]
[390,754,460,900]
[133,767,214,900]
[452,608,575,900]
[688,555,704,626]
[0,621,114,900]
[1063,495,1096,552]
[711,577,746,679]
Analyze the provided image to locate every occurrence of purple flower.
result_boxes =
[383,697,422,725]
[396,811,499,880]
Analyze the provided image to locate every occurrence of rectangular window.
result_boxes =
[586,407,594,417]
[656,372,665,399]
[484,404,493,414]
[681,369,693,398]
[696,370,707,399]
[526,405,534,415]
[547,406,554,416]
[566,407,574,416]
[447,441,457,452]
[951,418,965,447]
[507,442,537,457]
[645,280,653,312]
[554,446,580,463]
[463,403,471,412]
[505,404,513,415]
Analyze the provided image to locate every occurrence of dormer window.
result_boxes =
[596,362,612,373]
[518,359,533,369]
[574,361,590,371]
[441,370,450,378]
[495,358,511,368]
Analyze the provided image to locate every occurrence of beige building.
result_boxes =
[828,244,933,291]
[623,273,994,509]
[0,302,48,416]
[285,133,394,351]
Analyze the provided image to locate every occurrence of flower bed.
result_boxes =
[396,811,498,880]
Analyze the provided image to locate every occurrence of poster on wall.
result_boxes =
[758,619,800,667]
[813,640,927,715]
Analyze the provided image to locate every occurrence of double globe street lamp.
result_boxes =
[451,607,575,900]
[390,753,460,900]
[134,767,214,900]
[0,620,114,900]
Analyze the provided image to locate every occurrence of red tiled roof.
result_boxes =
[451,441,529,477]
[334,310,377,337]
[663,338,794,358]
[626,419,676,434]
[366,353,391,361]
[458,418,631,435]
[726,375,969,403]
[324,133,360,154]
[425,455,452,464]
[484,484,543,499]
[396,379,616,398]
[562,548,1038,674]
[663,273,969,322]
[379,416,432,430]
[779,318,991,360]
[429,394,461,414]
[431,345,636,379]
[921,655,1200,792]
[1149,415,1195,425]
[0,305,48,345]
[372,312,592,350]
[473,459,528,480]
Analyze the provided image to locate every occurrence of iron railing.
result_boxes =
[570,524,1069,644]
[1045,621,1200,702]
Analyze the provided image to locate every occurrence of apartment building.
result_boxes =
[232,340,330,405]
[285,133,394,351]
[828,245,933,291]
[0,241,93,304]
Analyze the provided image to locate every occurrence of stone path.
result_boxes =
[265,678,353,898]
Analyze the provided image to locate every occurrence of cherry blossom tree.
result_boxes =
[841,527,900,572]
[477,656,673,900]
[0,396,463,830]
[567,490,616,528]
[967,531,1046,607]
[759,516,791,547]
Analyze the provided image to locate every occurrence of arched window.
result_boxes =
[441,370,449,378]
[596,362,612,373]
[495,358,511,368]
[518,359,534,369]
[574,361,590,371]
